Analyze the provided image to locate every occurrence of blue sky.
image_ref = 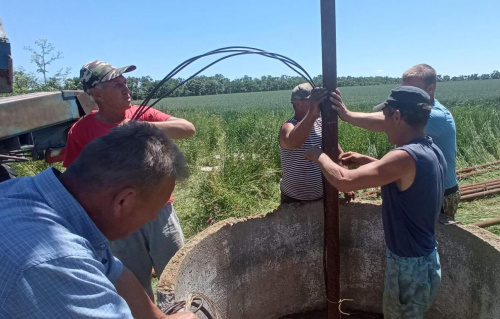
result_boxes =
[1,0,499,80]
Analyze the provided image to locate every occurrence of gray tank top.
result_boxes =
[382,136,446,257]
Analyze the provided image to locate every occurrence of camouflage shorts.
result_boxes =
[383,249,441,319]
[441,189,461,220]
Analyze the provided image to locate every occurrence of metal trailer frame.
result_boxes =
[0,90,97,164]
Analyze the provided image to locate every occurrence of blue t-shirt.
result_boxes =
[381,137,446,257]
[425,100,457,190]
[0,168,133,318]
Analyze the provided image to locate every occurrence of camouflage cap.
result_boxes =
[291,82,313,102]
[80,60,136,91]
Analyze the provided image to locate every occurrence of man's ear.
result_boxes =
[426,83,436,98]
[111,187,138,219]
[87,88,102,99]
[392,109,402,124]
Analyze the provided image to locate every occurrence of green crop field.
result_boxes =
[146,79,500,238]
[150,79,500,112]
[13,79,500,238]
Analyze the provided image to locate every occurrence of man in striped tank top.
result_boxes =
[305,86,446,318]
[279,83,347,204]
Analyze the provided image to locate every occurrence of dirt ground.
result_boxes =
[280,309,383,319]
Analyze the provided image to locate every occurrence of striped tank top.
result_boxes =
[279,117,323,200]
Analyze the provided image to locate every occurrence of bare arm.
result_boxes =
[279,114,319,149]
[304,147,415,192]
[330,90,386,133]
[115,267,199,319]
[340,151,378,167]
[279,88,327,149]
[150,117,196,140]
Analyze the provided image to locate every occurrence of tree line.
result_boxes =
[3,39,499,99]
[7,69,500,100]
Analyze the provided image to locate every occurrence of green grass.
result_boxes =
[152,80,500,238]
[11,160,63,177]
[455,165,500,234]
[457,196,500,235]
[155,79,500,111]
[12,79,500,238]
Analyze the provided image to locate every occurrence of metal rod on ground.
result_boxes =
[458,169,495,179]
[472,217,500,228]
[461,180,500,189]
[363,188,381,196]
[461,188,500,201]
[460,184,500,196]
[0,154,28,161]
[460,179,500,190]
[320,1,341,318]
[456,160,500,174]
[461,186,500,197]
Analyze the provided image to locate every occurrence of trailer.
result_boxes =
[0,17,98,181]
[0,91,97,180]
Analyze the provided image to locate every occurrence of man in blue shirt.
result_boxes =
[331,64,459,221]
[0,121,198,319]
[402,64,459,221]
[305,86,446,318]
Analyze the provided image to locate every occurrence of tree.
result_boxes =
[24,39,68,85]
[11,67,39,94]
[64,77,83,90]
[214,74,229,94]
[205,79,220,95]
[185,78,204,96]
[126,76,155,99]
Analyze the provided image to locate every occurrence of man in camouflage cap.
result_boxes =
[80,60,136,91]
[278,83,347,204]
[63,60,196,301]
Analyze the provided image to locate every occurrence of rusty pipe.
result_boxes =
[457,169,498,179]
[456,160,500,174]
[460,180,500,191]
[321,1,341,318]
[460,179,500,190]
[461,188,500,201]
[0,154,28,161]
[472,217,500,228]
[461,185,500,196]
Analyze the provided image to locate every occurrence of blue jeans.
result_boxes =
[383,248,441,319]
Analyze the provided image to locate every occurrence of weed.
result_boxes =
[12,80,500,238]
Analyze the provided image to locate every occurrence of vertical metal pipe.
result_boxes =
[320,1,341,319]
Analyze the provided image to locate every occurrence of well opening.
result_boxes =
[158,201,500,318]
